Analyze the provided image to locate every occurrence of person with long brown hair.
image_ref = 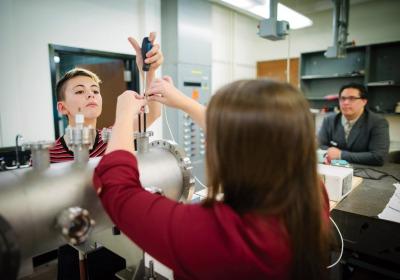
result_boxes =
[93,78,332,279]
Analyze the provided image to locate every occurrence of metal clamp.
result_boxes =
[65,126,96,147]
[101,127,112,143]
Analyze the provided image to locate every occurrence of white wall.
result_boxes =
[0,0,162,147]
[212,6,257,93]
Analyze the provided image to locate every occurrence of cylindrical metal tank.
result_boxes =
[0,139,194,277]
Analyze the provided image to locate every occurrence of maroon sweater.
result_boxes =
[93,150,293,279]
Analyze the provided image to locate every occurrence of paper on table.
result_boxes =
[378,183,400,223]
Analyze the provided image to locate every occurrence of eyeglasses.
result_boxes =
[339,96,363,102]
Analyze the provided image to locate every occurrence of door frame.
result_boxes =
[48,44,139,138]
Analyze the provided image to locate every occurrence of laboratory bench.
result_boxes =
[331,163,400,279]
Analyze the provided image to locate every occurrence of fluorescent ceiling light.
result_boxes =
[220,0,313,29]
[220,0,266,9]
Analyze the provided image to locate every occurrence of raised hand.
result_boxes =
[147,76,206,131]
[115,91,147,123]
[128,32,163,74]
[147,76,189,109]
[106,91,147,154]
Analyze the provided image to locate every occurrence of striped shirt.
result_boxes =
[49,129,107,163]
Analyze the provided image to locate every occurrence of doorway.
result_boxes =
[48,45,140,138]
[257,58,299,88]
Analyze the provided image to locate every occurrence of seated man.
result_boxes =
[50,34,163,163]
[318,83,389,166]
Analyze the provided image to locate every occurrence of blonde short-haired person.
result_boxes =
[93,79,333,279]
[50,34,163,279]
[50,33,163,163]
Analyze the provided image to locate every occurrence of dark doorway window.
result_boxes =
[48,44,140,139]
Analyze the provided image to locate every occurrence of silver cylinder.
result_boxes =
[26,141,53,172]
[65,125,96,165]
[0,139,194,276]
[31,149,50,170]
[135,131,154,153]
[72,146,90,165]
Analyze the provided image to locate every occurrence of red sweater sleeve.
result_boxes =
[93,150,185,270]
[93,150,292,280]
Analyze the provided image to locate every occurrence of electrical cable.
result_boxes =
[327,216,344,269]
[325,167,399,268]
[354,167,400,182]
[163,105,206,189]
[138,114,141,133]
[163,105,176,143]
[195,176,207,189]
[144,113,147,132]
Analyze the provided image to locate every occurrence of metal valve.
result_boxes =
[56,207,95,245]
[134,131,154,153]
[24,141,54,171]
[101,127,112,143]
[65,126,95,146]
[65,124,95,164]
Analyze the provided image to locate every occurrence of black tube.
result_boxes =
[138,114,142,133]
[15,135,20,168]
[144,114,147,132]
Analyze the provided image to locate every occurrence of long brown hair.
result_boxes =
[204,79,331,279]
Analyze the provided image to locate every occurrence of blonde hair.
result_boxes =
[56,68,101,101]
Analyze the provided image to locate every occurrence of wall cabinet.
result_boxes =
[300,41,400,114]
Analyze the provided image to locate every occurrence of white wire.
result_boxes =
[195,176,207,189]
[163,105,176,143]
[163,104,207,189]
[327,216,344,269]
